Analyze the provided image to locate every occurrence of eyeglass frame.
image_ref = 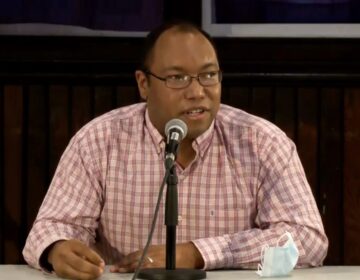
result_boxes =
[143,69,223,89]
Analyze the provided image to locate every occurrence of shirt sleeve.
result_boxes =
[192,131,329,270]
[22,134,104,270]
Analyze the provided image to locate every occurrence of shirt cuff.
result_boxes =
[192,235,234,270]
[35,235,70,271]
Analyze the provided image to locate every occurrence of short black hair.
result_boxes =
[139,20,218,70]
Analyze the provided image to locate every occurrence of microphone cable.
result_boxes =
[131,169,171,280]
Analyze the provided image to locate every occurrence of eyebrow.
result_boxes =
[200,63,219,70]
[162,63,219,73]
[162,66,186,72]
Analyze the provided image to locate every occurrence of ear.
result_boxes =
[135,70,149,101]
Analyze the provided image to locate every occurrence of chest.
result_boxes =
[103,145,257,233]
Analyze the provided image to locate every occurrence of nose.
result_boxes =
[183,77,205,99]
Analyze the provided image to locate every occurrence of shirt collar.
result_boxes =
[145,108,165,155]
[192,119,215,160]
[144,107,216,159]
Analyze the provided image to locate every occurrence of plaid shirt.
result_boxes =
[23,103,328,270]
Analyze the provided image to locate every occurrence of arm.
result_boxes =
[22,135,104,271]
[110,242,204,272]
[192,132,328,270]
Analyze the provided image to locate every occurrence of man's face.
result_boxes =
[136,28,221,140]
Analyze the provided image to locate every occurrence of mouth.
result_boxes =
[182,107,209,120]
[185,108,206,116]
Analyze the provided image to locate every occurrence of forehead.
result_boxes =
[148,28,218,71]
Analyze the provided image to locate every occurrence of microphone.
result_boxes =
[164,119,188,169]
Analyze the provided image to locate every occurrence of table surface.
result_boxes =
[0,265,359,280]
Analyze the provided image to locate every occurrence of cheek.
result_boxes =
[211,89,221,118]
[147,88,181,122]
[208,87,221,108]
[149,90,179,110]
[215,86,222,100]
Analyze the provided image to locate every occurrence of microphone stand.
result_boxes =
[137,164,206,280]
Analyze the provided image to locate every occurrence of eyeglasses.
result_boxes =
[144,70,222,89]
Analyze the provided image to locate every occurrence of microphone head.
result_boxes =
[165,118,188,140]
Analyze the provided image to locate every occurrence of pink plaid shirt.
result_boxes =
[23,103,328,270]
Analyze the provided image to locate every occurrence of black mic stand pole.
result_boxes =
[165,164,178,270]
[137,164,206,280]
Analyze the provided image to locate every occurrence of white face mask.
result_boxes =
[256,232,299,277]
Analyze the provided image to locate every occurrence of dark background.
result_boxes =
[0,0,164,31]
[1,0,360,266]
[216,0,360,23]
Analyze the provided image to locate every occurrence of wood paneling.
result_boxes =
[49,85,70,180]
[26,85,48,230]
[318,88,344,265]
[3,86,24,264]
[274,87,296,141]
[222,87,251,112]
[94,86,115,117]
[344,89,360,264]
[116,86,141,107]
[297,88,319,196]
[0,85,4,263]
[71,86,93,135]
[251,87,274,121]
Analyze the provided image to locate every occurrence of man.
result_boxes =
[23,21,328,280]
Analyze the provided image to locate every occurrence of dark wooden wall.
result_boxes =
[1,0,360,267]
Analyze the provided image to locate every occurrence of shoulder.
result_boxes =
[215,104,295,168]
[72,103,146,146]
[216,104,286,140]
